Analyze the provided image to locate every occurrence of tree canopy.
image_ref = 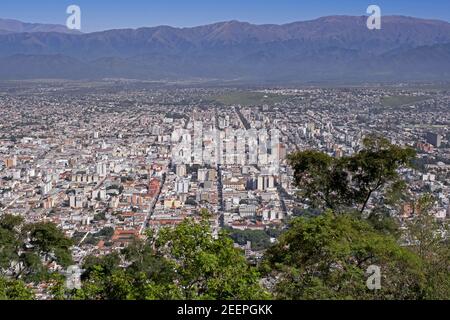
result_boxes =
[72,215,269,300]
[0,214,73,283]
[0,277,33,300]
[288,135,416,217]
[263,212,426,300]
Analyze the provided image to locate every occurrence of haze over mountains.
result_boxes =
[0,15,450,83]
[0,18,80,34]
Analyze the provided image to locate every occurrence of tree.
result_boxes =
[121,232,176,284]
[74,267,143,300]
[24,222,74,268]
[73,215,269,300]
[82,252,122,280]
[288,135,416,218]
[225,227,272,251]
[346,136,416,216]
[0,277,34,300]
[0,215,23,276]
[156,217,269,300]
[288,150,350,211]
[73,232,180,300]
[403,195,450,299]
[263,212,425,300]
[0,215,73,282]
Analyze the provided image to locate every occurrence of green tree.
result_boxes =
[74,266,140,300]
[404,195,450,299]
[346,136,416,216]
[0,215,23,276]
[74,215,269,300]
[24,222,74,268]
[225,227,272,251]
[82,252,122,280]
[0,277,34,300]
[0,215,73,282]
[288,150,350,211]
[263,212,425,300]
[156,217,269,300]
[121,233,176,284]
[288,135,416,218]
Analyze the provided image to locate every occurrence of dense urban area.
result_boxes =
[0,80,449,299]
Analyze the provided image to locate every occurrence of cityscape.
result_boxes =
[1,81,449,299]
[0,0,450,307]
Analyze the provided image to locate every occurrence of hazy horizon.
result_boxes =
[1,0,450,32]
[2,14,450,35]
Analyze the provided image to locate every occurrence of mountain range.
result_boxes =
[0,18,80,34]
[0,16,450,82]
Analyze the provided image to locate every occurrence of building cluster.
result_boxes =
[1,82,449,275]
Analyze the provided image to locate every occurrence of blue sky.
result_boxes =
[1,0,450,32]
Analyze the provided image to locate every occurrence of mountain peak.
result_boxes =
[0,18,81,34]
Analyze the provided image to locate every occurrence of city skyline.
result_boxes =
[1,0,449,305]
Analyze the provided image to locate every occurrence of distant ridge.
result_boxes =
[0,16,449,82]
[0,18,80,34]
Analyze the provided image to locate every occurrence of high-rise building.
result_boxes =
[258,129,268,166]
[247,129,258,165]
[41,181,52,195]
[176,164,187,177]
[225,129,235,165]
[12,170,21,180]
[270,128,280,169]
[193,121,203,165]
[5,157,17,168]
[69,195,83,209]
[176,178,190,194]
[257,175,275,191]
[96,163,108,177]
[426,132,442,148]
[235,129,246,166]
[198,168,208,182]
[202,129,216,166]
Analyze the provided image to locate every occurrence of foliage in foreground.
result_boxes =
[263,212,426,300]
[1,210,449,300]
[0,214,73,283]
[287,135,416,218]
[0,277,33,300]
[72,215,269,300]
